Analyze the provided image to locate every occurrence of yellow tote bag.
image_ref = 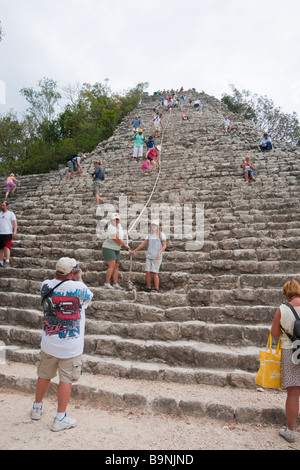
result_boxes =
[255,332,282,389]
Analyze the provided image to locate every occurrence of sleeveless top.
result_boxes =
[280,303,300,349]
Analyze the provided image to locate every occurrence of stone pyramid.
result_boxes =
[1,89,300,424]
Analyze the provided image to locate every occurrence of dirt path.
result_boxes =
[0,389,298,451]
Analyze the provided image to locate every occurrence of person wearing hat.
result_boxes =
[31,257,93,432]
[102,213,130,290]
[67,153,86,180]
[145,145,161,171]
[132,129,146,159]
[258,133,273,152]
[130,220,166,293]
[5,173,20,199]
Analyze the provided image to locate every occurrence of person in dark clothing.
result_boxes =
[92,161,105,205]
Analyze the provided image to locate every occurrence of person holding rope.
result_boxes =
[130,220,166,293]
[145,145,161,171]
[102,213,130,290]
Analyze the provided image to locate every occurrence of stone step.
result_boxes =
[0,322,260,374]
[9,244,300,268]
[0,359,287,425]
[2,270,298,294]
[0,272,288,306]
[0,306,270,347]
[0,290,276,324]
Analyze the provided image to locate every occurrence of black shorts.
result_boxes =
[0,234,12,250]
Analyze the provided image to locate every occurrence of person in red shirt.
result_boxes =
[145,145,161,171]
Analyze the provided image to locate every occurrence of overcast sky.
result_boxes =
[1,0,300,119]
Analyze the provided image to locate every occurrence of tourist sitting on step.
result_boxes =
[5,173,20,199]
[31,257,93,432]
[0,200,17,268]
[193,99,201,109]
[258,133,273,152]
[222,116,234,133]
[271,279,300,444]
[182,110,189,121]
[130,220,166,293]
[102,212,130,290]
[132,129,146,159]
[242,156,255,183]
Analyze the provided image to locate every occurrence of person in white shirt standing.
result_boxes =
[130,220,167,293]
[0,201,17,268]
[31,257,93,432]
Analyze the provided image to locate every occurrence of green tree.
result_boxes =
[20,77,61,126]
[0,112,27,175]
[221,84,300,146]
[2,79,147,175]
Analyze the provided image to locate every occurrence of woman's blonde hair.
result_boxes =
[283,280,300,300]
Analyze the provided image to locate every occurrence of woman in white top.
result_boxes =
[271,279,300,443]
[102,213,130,290]
[242,156,255,183]
[130,220,166,293]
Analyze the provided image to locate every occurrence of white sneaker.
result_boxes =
[104,283,114,289]
[279,428,295,443]
[31,403,43,420]
[113,283,123,290]
[51,414,77,432]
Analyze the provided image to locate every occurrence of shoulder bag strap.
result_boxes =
[280,302,300,340]
[41,280,67,304]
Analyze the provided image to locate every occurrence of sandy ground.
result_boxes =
[0,388,299,452]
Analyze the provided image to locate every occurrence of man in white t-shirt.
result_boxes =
[31,257,93,432]
[0,201,17,267]
[222,116,234,133]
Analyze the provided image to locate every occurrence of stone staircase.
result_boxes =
[1,90,300,424]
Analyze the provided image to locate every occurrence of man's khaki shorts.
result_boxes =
[36,351,82,384]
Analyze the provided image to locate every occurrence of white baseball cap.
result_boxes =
[111,213,120,220]
[56,257,77,275]
[151,220,159,226]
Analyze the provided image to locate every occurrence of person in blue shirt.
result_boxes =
[132,115,142,134]
[146,136,155,150]
[258,133,273,151]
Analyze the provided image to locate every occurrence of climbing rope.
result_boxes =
[126,105,173,295]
